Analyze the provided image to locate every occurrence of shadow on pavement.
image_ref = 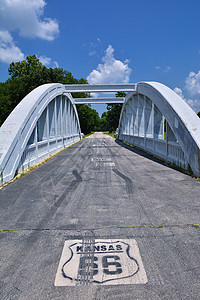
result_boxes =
[115,139,192,176]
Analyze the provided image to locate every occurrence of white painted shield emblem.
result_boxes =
[55,239,147,286]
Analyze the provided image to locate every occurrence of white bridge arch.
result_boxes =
[0,83,82,185]
[118,82,200,177]
[0,81,200,185]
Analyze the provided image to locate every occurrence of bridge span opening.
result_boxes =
[0,82,200,185]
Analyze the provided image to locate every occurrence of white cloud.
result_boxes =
[0,31,58,66]
[54,61,59,68]
[89,38,101,48]
[185,70,200,96]
[174,87,184,99]
[180,70,200,112]
[0,1,59,64]
[186,99,200,112]
[0,0,59,41]
[164,66,171,72]
[87,45,132,84]
[155,65,171,72]
[39,55,51,66]
[0,30,25,63]
[89,50,96,56]
[174,86,200,113]
[39,55,59,68]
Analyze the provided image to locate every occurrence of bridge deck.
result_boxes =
[0,133,199,299]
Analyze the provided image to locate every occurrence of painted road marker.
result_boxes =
[91,157,115,167]
[54,239,147,286]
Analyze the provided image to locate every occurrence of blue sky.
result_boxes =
[0,0,200,115]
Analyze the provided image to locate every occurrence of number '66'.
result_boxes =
[79,255,122,276]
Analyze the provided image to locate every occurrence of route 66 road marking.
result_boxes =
[54,239,147,286]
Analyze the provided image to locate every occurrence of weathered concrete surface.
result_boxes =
[0,83,81,185]
[0,132,199,299]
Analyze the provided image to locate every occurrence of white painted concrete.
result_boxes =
[118,82,200,177]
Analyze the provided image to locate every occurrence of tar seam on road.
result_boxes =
[0,223,199,232]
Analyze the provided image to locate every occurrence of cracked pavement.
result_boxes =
[0,132,200,299]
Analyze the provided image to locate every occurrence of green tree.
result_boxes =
[105,92,125,132]
[0,82,12,125]
[7,55,88,107]
[76,104,100,134]
[98,111,109,131]
[106,104,122,132]
[8,55,49,103]
[1,55,50,124]
[198,112,200,118]
[0,55,91,127]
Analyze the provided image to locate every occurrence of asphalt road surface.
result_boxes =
[0,132,200,300]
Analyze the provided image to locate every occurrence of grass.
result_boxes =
[103,131,116,138]
[82,132,95,138]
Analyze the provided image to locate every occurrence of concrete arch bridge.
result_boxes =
[0,82,200,185]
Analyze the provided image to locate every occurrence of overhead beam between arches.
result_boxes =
[64,84,136,93]
[74,97,125,104]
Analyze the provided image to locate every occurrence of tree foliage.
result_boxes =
[198,111,200,118]
[106,103,123,132]
[0,55,96,134]
[76,105,100,134]
[0,82,12,126]
[98,111,109,131]
[0,55,126,134]
[98,92,125,132]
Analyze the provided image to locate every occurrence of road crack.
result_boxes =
[1,223,199,232]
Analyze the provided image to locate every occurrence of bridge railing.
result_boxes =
[1,81,200,185]
[118,82,200,177]
[0,84,82,185]
[0,83,136,185]
[120,134,186,168]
